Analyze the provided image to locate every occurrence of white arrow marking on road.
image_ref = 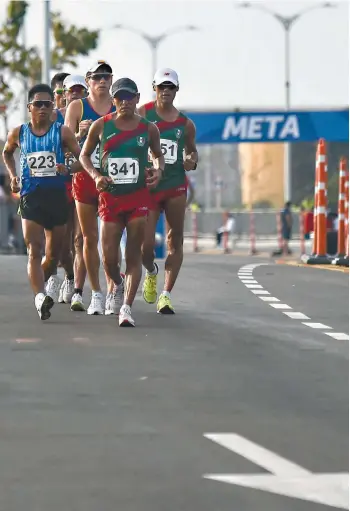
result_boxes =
[203,433,349,509]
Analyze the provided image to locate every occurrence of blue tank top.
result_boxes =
[19,122,66,196]
[79,98,116,169]
[55,109,64,123]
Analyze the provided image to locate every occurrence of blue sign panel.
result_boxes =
[186,110,349,144]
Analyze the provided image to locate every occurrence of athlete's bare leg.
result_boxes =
[142,209,160,273]
[124,217,147,306]
[59,204,74,278]
[73,208,87,291]
[163,194,186,292]
[41,225,67,283]
[75,201,101,292]
[100,220,123,287]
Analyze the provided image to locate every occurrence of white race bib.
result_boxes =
[27,151,57,177]
[148,138,178,165]
[91,144,100,169]
[108,158,139,184]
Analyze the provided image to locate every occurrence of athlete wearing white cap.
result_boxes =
[138,67,198,315]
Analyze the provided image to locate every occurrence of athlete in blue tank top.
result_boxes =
[46,74,89,306]
[2,83,82,322]
[65,60,121,316]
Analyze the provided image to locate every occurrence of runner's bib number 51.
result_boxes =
[148,139,178,165]
[27,151,57,177]
[108,158,139,184]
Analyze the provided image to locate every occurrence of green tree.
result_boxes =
[0,0,99,133]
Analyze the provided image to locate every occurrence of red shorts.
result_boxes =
[149,184,187,212]
[72,171,99,206]
[65,181,73,203]
[98,188,151,224]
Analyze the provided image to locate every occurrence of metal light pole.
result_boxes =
[113,24,198,84]
[237,2,336,203]
[42,0,51,85]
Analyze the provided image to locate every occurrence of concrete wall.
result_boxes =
[238,143,285,208]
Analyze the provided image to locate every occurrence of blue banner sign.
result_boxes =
[186,110,349,144]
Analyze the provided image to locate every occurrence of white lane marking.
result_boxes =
[302,322,332,329]
[204,433,310,475]
[325,332,350,341]
[15,338,41,344]
[270,303,292,309]
[203,433,348,509]
[238,263,349,341]
[283,312,310,320]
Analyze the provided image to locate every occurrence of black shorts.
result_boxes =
[19,187,69,230]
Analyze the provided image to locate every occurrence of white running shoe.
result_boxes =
[58,282,64,303]
[35,292,54,320]
[62,278,74,304]
[70,292,85,312]
[87,292,104,315]
[105,293,114,316]
[45,275,61,302]
[119,304,135,327]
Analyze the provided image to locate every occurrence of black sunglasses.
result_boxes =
[158,83,177,90]
[30,100,54,108]
[89,73,112,81]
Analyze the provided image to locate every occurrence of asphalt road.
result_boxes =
[0,254,348,511]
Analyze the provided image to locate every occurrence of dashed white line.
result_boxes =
[302,322,332,329]
[270,303,292,309]
[238,263,349,341]
[283,312,310,320]
[325,332,350,341]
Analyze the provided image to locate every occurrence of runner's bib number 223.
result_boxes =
[108,158,139,184]
[27,151,57,177]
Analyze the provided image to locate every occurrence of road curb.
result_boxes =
[276,260,349,273]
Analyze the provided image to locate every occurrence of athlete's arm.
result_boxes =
[146,122,164,189]
[61,125,82,173]
[2,126,21,192]
[65,99,82,138]
[184,119,198,171]
[148,122,164,172]
[79,118,104,181]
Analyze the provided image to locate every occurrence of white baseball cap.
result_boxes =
[63,75,88,90]
[153,68,179,87]
[86,60,113,75]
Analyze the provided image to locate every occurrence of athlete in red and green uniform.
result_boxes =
[80,77,164,327]
[138,68,198,315]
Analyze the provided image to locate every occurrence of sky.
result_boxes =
[0,0,348,139]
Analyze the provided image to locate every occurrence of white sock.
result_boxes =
[147,264,158,276]
[92,290,102,297]
[35,292,45,300]
[161,291,171,298]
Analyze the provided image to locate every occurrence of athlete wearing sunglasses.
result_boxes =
[51,72,70,122]
[138,68,198,315]
[65,61,117,316]
[80,77,164,327]
[2,83,82,321]
[45,75,89,307]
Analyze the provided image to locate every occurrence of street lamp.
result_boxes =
[112,24,199,82]
[237,2,336,202]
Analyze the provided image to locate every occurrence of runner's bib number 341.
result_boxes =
[108,158,139,184]
[27,151,57,177]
